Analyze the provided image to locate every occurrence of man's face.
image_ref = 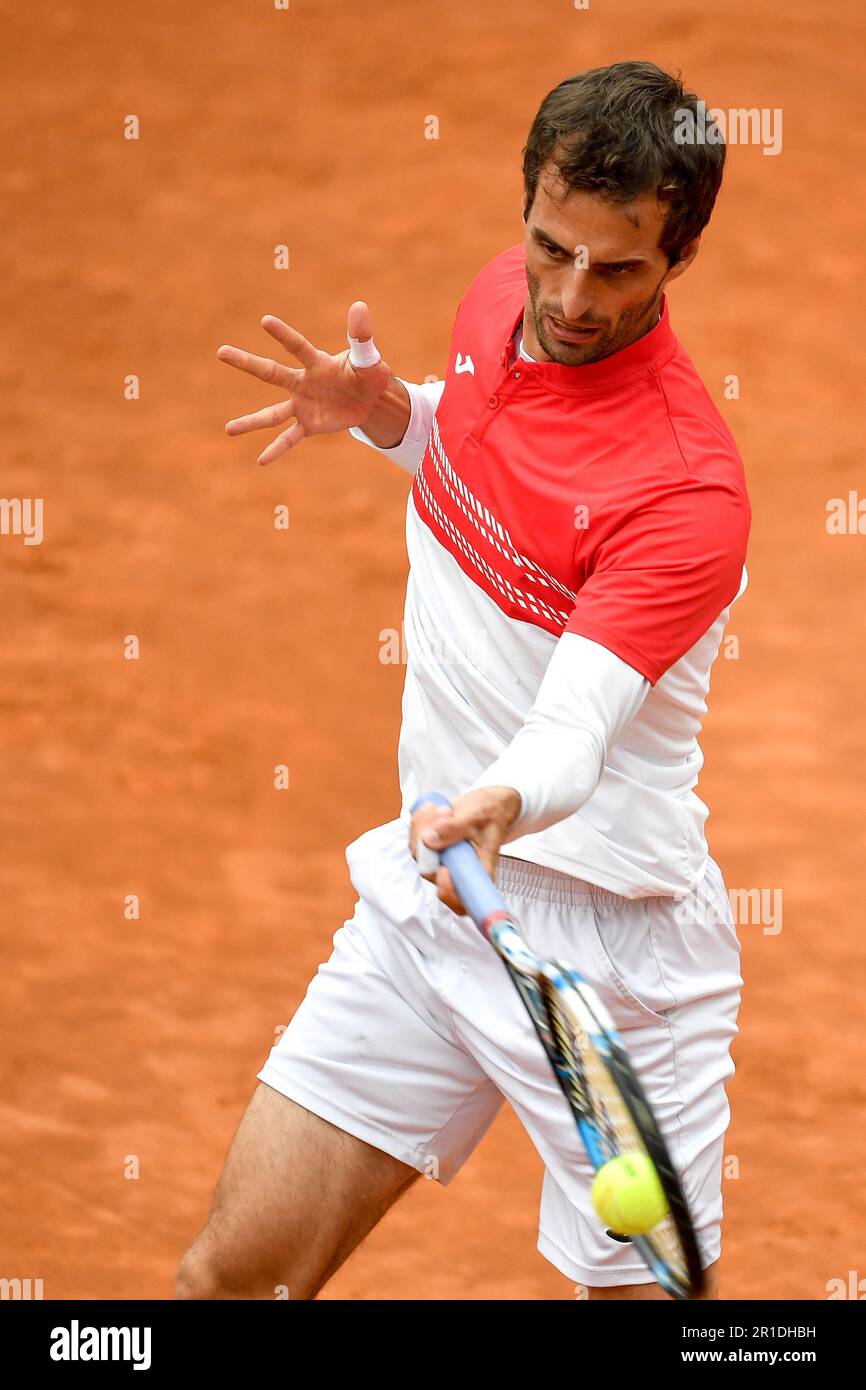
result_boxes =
[522,168,696,366]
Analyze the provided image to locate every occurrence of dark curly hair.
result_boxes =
[523,62,725,265]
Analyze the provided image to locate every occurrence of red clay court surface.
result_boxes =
[2,1,865,1299]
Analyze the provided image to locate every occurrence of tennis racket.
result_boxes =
[412,791,705,1300]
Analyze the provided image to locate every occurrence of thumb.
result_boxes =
[424,807,470,850]
[347,299,373,343]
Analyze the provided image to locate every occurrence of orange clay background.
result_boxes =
[2,0,865,1301]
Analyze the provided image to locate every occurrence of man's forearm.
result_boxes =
[360,376,412,448]
[466,634,650,839]
[349,377,446,476]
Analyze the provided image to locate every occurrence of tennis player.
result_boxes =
[177,61,750,1301]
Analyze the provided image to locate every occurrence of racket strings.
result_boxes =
[545,979,687,1284]
[490,920,695,1296]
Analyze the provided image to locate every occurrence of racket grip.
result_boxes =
[410,792,507,925]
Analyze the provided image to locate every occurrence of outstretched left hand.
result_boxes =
[409,786,522,915]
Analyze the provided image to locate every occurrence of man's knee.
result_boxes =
[174,1230,302,1302]
[174,1238,234,1301]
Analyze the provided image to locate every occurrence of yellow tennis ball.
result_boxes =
[591,1152,669,1235]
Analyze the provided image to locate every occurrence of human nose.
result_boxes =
[559,268,595,323]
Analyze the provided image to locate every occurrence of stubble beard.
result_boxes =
[526,268,667,367]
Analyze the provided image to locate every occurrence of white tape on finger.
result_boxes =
[347,334,382,368]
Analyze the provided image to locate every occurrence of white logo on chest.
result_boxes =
[454,352,475,376]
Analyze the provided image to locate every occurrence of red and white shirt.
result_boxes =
[351,245,750,897]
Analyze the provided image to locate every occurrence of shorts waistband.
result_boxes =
[493,854,631,913]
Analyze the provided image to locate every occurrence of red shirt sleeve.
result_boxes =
[565,478,750,685]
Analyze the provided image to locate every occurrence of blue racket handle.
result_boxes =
[410,792,507,925]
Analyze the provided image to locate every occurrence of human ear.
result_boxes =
[664,235,701,286]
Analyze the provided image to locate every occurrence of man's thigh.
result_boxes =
[177,1082,419,1300]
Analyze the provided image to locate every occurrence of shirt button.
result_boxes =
[512,370,522,380]
[488,395,500,408]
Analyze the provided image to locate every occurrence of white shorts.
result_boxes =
[258,817,742,1288]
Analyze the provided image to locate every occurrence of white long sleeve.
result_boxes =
[466,634,650,839]
[348,378,445,476]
